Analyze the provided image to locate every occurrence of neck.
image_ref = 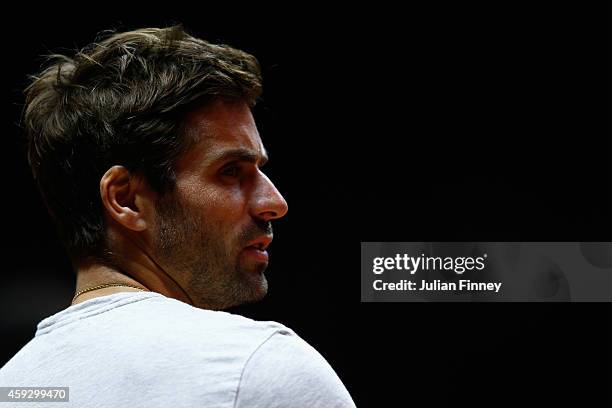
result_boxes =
[72,254,193,306]
[72,220,194,306]
[72,264,145,305]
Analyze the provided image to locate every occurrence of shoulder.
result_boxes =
[234,331,356,407]
[118,293,287,331]
[118,294,292,349]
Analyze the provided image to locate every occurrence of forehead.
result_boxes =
[176,99,266,172]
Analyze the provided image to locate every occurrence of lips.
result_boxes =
[242,246,269,263]
[243,235,272,263]
[245,235,273,251]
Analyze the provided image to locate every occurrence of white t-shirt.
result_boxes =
[0,292,356,407]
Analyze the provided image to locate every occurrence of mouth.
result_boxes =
[245,235,273,251]
[243,235,273,263]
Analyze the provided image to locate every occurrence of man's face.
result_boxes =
[150,99,288,310]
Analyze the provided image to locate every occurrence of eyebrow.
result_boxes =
[207,147,269,167]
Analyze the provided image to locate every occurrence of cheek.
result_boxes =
[176,174,249,218]
[193,183,248,221]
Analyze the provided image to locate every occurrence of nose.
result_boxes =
[252,171,288,222]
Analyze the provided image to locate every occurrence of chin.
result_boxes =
[247,272,269,300]
[201,275,269,311]
[234,273,269,308]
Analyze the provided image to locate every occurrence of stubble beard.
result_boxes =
[153,193,269,310]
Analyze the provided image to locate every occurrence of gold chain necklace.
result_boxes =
[72,283,149,304]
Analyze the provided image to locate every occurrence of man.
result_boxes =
[0,26,356,407]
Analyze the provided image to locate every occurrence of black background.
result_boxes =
[1,4,610,406]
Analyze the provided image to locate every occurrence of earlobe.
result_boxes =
[100,166,148,232]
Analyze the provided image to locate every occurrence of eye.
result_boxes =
[220,164,241,177]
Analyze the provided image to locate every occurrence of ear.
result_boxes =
[100,166,149,231]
